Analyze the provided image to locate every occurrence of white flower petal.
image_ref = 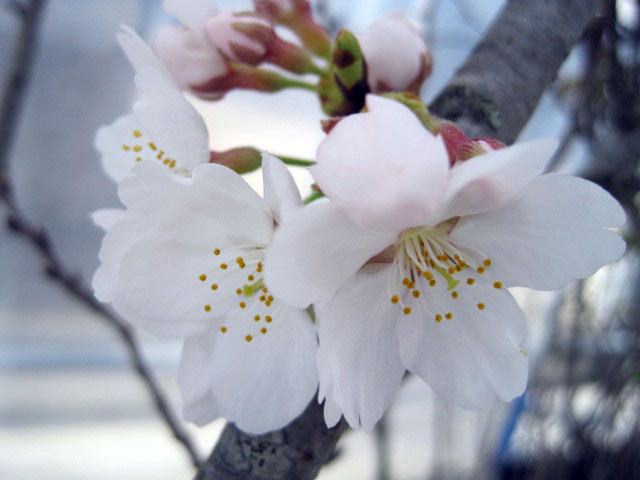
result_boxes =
[321,388,343,429]
[261,152,302,224]
[178,334,219,425]
[396,272,528,408]
[313,95,449,231]
[317,264,405,431]
[133,68,211,170]
[430,139,558,225]
[153,25,228,90]
[208,303,318,434]
[95,114,149,183]
[113,236,254,338]
[265,201,397,308]
[451,173,626,290]
[116,26,171,79]
[119,162,274,247]
[90,208,125,232]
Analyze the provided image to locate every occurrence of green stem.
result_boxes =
[275,155,316,167]
[303,190,324,205]
[278,76,318,92]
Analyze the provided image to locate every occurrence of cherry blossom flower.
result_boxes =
[153,0,228,91]
[93,153,318,434]
[96,27,210,183]
[357,14,432,93]
[266,95,626,431]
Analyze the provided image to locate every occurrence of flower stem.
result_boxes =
[303,190,324,204]
[275,155,316,167]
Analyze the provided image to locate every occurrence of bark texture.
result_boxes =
[196,0,602,478]
[430,0,603,143]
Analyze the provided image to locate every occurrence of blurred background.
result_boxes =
[1,0,638,479]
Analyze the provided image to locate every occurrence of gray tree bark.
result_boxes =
[196,0,603,478]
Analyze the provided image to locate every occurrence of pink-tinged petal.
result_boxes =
[317,264,405,431]
[204,11,270,62]
[178,334,219,425]
[119,162,273,247]
[265,201,397,308]
[261,152,302,224]
[207,304,318,434]
[396,272,528,408]
[357,15,430,93]
[450,174,626,290]
[313,95,448,231]
[153,25,228,90]
[430,139,558,225]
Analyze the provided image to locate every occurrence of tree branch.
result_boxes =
[430,0,604,143]
[196,1,604,478]
[0,0,202,469]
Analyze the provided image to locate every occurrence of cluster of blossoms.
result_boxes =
[94,0,625,434]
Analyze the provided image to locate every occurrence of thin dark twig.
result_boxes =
[0,178,203,468]
[0,0,202,469]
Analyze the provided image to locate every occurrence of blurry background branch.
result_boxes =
[196,0,605,478]
[0,0,202,469]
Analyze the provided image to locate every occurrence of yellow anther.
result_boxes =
[445,312,453,320]
[248,275,254,281]
[423,271,434,281]
[156,153,163,160]
[199,274,207,281]
[447,266,456,274]
[133,130,142,138]
[403,307,412,315]
[390,295,399,304]
[261,327,267,334]
[220,326,227,333]
[236,288,242,295]
[254,315,260,322]
[220,263,228,270]
[236,257,244,264]
[429,260,436,268]
[135,156,142,162]
[245,335,252,342]
[163,158,170,165]
[477,303,485,310]
[435,314,442,323]
[213,248,221,255]
[451,291,458,299]
[402,277,410,286]
[169,160,176,168]
[211,284,218,290]
[484,258,492,267]
[265,301,272,307]
[519,349,528,356]
[204,304,211,312]
[429,279,436,287]
[260,295,266,302]
[239,302,246,308]
[265,315,272,323]
[406,281,414,289]
[268,296,273,302]
[122,145,131,151]
[133,145,142,152]
[467,278,475,285]
[261,287,268,293]
[257,266,263,273]
[458,261,467,269]
[412,290,421,298]
[477,266,485,274]
[493,281,503,289]
[148,142,157,150]
[454,254,460,260]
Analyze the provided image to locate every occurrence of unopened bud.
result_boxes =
[253,0,331,58]
[210,147,262,174]
[331,29,369,113]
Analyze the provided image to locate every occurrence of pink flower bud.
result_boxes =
[357,14,432,94]
[153,26,228,95]
[204,11,271,64]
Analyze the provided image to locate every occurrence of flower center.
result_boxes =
[388,226,502,320]
[121,129,188,175]
[197,247,279,342]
